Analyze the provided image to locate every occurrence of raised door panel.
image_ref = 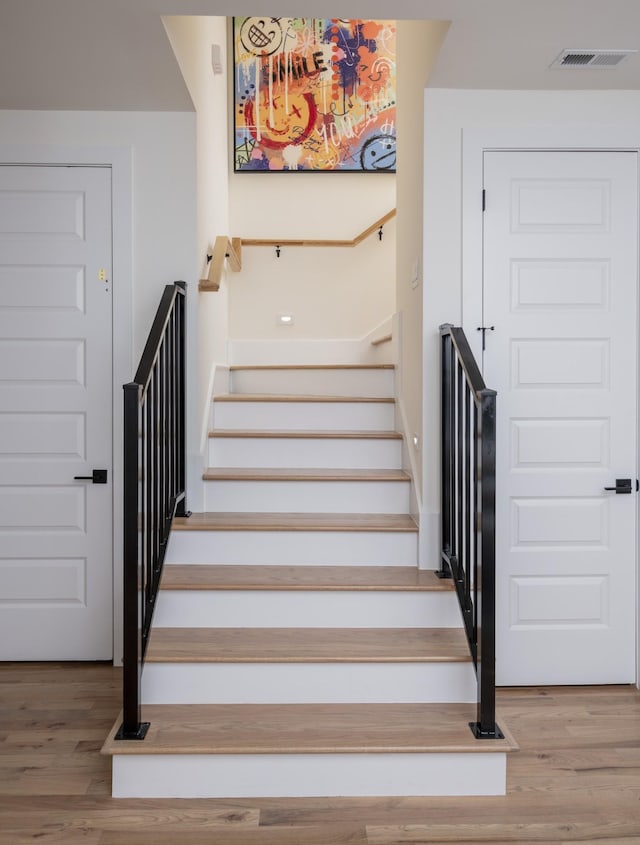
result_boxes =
[483,150,637,685]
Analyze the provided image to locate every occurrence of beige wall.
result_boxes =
[395,20,449,508]
[228,212,396,341]
[228,173,396,342]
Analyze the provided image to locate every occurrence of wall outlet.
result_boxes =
[212,44,224,75]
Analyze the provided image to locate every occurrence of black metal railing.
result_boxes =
[439,323,502,739]
[116,281,188,740]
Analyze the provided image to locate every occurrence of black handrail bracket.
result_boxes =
[439,323,502,740]
[116,281,187,741]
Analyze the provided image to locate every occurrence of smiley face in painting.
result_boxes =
[239,17,284,56]
[360,135,396,171]
[244,92,317,150]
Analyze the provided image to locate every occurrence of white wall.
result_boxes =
[421,88,640,561]
[395,20,448,521]
[163,16,231,503]
[0,109,197,360]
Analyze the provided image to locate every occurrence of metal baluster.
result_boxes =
[117,283,187,741]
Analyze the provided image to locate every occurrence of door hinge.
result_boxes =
[482,189,486,212]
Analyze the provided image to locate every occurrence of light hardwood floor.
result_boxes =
[1,662,639,844]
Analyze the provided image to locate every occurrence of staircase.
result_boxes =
[104,361,515,797]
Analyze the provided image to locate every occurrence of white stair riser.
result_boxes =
[230,368,394,398]
[153,590,462,628]
[228,338,394,367]
[165,530,418,567]
[208,437,402,469]
[203,479,410,514]
[212,400,396,432]
[112,752,507,798]
[142,662,477,705]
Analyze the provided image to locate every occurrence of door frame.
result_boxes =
[461,127,640,687]
[0,145,133,666]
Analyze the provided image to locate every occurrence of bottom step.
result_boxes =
[103,703,516,798]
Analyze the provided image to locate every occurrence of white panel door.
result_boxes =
[0,165,113,659]
[483,151,637,684]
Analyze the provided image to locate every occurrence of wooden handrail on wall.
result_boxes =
[242,208,396,249]
[199,209,396,291]
[199,236,242,292]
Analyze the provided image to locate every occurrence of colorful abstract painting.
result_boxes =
[233,18,396,172]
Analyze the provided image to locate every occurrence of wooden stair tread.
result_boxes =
[103,703,517,756]
[202,468,410,482]
[172,512,418,532]
[230,363,395,371]
[208,429,402,439]
[214,393,395,403]
[146,627,471,663]
[160,564,453,591]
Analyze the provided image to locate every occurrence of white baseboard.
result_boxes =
[419,509,442,570]
[201,364,229,450]
[187,363,230,511]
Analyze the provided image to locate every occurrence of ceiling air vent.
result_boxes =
[551,49,636,69]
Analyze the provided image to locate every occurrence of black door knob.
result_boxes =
[73,469,108,484]
[603,478,632,494]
